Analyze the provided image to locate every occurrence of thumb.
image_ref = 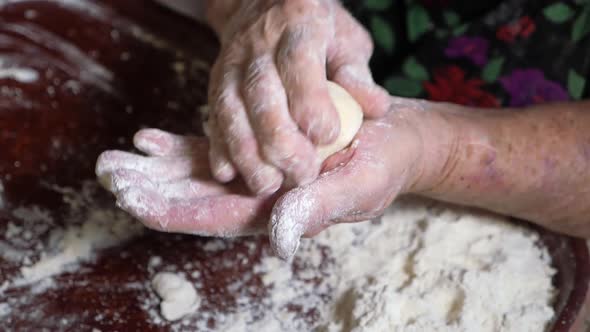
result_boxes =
[269,156,375,260]
[329,61,391,119]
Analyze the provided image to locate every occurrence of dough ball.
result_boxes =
[316,82,363,162]
[201,81,363,162]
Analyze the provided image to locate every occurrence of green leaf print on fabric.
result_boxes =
[435,29,449,39]
[482,57,505,83]
[402,57,429,81]
[572,6,590,41]
[407,5,432,42]
[371,15,395,53]
[365,0,393,11]
[543,3,575,23]
[384,76,423,97]
[443,11,461,27]
[568,69,586,99]
[452,23,469,36]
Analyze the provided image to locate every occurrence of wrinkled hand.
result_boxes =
[205,0,390,195]
[96,102,425,259]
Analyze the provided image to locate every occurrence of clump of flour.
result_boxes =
[147,201,556,332]
[152,272,200,321]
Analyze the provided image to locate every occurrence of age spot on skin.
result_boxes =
[479,149,496,167]
[578,141,590,163]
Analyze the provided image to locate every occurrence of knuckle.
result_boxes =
[356,26,373,50]
[213,100,232,125]
[261,135,295,164]
[282,0,323,17]
[277,31,304,63]
[263,135,314,171]
[222,44,245,66]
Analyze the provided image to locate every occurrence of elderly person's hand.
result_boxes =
[203,0,390,195]
[95,99,431,259]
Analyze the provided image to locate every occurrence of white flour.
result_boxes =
[0,181,556,331]
[148,201,556,332]
[18,208,143,284]
[0,181,145,319]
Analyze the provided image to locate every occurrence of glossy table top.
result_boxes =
[0,1,588,331]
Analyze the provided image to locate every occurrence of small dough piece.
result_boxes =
[152,272,200,321]
[316,82,363,162]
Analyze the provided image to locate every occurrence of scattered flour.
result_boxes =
[18,208,144,283]
[0,59,39,83]
[146,201,556,332]
[0,180,4,209]
[152,272,200,321]
[0,178,557,331]
[0,181,145,317]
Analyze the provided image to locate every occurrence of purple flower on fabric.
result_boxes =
[445,36,489,67]
[500,69,569,107]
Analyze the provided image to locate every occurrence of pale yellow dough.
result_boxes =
[201,81,363,161]
[316,82,363,162]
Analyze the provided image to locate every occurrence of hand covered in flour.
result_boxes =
[96,98,435,260]
[205,0,390,194]
[95,129,275,237]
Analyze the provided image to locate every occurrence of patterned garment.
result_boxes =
[342,0,590,107]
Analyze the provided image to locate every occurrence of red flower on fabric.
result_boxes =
[424,66,499,107]
[496,16,536,43]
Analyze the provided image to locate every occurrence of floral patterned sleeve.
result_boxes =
[341,0,590,108]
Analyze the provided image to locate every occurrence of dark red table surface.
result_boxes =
[0,1,588,331]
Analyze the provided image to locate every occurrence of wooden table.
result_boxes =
[0,1,588,331]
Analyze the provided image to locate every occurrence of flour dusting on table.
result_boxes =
[0,181,556,331]
[142,201,556,332]
[0,181,145,322]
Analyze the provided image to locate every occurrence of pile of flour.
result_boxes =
[155,201,556,332]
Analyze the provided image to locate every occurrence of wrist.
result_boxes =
[400,101,463,195]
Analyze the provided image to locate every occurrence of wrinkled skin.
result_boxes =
[205,0,390,195]
[96,103,423,259]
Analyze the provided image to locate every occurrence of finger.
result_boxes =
[96,151,205,183]
[106,168,233,199]
[241,53,319,187]
[329,62,391,118]
[101,168,158,193]
[212,60,284,195]
[269,149,391,260]
[116,187,270,237]
[328,10,391,118]
[275,27,340,145]
[157,178,237,199]
[207,115,237,182]
[133,128,207,157]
